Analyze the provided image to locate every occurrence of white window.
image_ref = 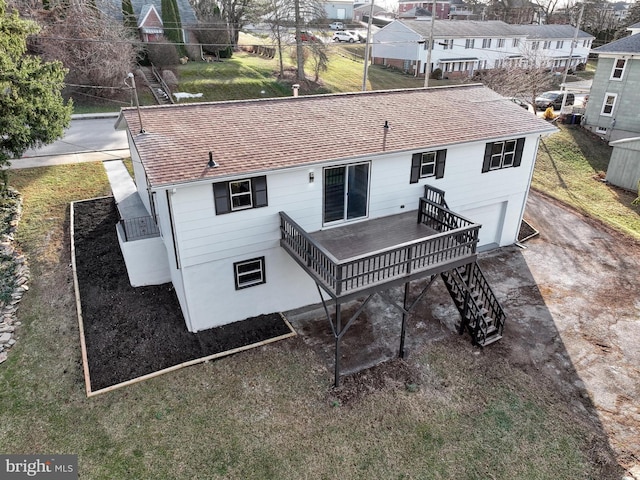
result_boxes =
[420,152,436,177]
[610,58,627,80]
[482,38,492,48]
[443,39,453,49]
[229,179,253,211]
[556,40,564,49]
[596,126,608,134]
[512,38,519,47]
[543,41,550,49]
[234,257,266,289]
[531,41,539,50]
[497,38,505,48]
[465,39,475,49]
[601,93,617,116]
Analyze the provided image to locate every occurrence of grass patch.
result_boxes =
[534,124,640,239]
[7,163,112,268]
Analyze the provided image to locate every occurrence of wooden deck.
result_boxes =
[280,198,481,300]
[310,211,437,260]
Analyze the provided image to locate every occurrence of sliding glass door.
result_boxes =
[323,163,370,224]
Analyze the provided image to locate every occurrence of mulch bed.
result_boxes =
[72,197,293,393]
[517,218,539,242]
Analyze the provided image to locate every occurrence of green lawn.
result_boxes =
[534,124,640,240]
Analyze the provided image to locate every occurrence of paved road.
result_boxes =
[9,114,130,169]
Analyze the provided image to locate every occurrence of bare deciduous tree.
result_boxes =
[32,2,140,102]
[475,43,555,109]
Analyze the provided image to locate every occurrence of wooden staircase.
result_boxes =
[139,66,172,105]
[441,262,505,346]
[421,184,505,346]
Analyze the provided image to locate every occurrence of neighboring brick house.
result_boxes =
[114,84,556,337]
[582,29,640,141]
[398,0,452,20]
[98,0,197,43]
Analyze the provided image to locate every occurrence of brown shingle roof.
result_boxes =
[117,85,556,187]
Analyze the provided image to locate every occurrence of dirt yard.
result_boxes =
[72,191,639,476]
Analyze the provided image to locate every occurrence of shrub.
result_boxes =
[430,68,442,80]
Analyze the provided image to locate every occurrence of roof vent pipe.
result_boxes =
[292,84,300,97]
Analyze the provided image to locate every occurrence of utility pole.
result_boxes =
[294,0,305,82]
[362,1,375,91]
[423,0,437,87]
[126,73,144,134]
[560,2,584,111]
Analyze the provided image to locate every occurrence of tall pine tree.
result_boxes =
[161,0,185,55]
[122,0,137,32]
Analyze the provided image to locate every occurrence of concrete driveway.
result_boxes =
[518,191,639,471]
[289,190,640,474]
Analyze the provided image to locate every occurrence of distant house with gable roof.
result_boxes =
[99,0,197,43]
[582,25,640,141]
[371,19,593,78]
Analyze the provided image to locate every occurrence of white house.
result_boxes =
[372,19,593,77]
[114,85,556,343]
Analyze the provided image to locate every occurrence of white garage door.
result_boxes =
[460,201,507,250]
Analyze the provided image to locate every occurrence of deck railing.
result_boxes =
[119,215,160,242]
[280,202,479,297]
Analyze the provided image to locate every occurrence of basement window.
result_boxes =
[234,257,265,290]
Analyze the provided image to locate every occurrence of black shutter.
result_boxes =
[252,176,268,208]
[213,182,230,214]
[513,138,525,167]
[435,150,446,179]
[482,142,493,173]
[410,153,421,183]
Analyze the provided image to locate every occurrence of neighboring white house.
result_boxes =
[372,19,593,77]
[115,85,556,334]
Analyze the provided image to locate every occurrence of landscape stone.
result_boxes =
[0,324,14,333]
[0,332,11,344]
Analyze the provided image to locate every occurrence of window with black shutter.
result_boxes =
[410,150,446,184]
[482,138,525,172]
[213,175,268,215]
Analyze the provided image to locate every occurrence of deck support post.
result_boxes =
[399,282,410,358]
[334,302,342,388]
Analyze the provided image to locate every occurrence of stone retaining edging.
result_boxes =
[0,190,29,364]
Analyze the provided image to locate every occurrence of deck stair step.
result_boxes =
[440,261,505,347]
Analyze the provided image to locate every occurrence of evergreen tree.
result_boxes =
[0,0,72,190]
[122,0,137,32]
[161,0,184,54]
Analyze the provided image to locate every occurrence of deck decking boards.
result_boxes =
[309,211,438,260]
